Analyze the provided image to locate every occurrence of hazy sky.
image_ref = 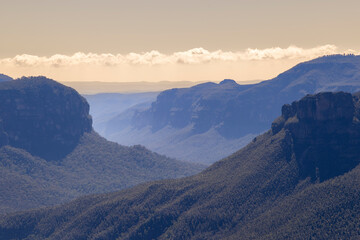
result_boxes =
[1,0,359,82]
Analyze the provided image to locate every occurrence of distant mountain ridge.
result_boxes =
[135,54,360,138]
[0,74,13,82]
[98,54,360,164]
[0,77,204,213]
[3,91,360,239]
[63,81,206,94]
[84,92,158,134]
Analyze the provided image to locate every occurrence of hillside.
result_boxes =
[0,77,204,213]
[97,54,360,164]
[2,91,360,239]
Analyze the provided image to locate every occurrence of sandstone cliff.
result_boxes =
[0,77,92,160]
[272,92,360,181]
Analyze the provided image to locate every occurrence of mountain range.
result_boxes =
[91,54,360,164]
[63,81,206,94]
[2,91,360,239]
[0,77,204,214]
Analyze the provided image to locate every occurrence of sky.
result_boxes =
[0,0,359,83]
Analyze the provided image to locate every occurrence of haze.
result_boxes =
[1,0,359,82]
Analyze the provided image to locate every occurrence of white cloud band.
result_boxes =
[0,45,356,67]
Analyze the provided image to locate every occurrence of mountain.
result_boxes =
[2,91,360,239]
[0,76,92,160]
[0,74,13,82]
[84,92,158,134]
[0,77,204,214]
[97,54,360,164]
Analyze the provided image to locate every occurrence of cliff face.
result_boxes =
[133,80,252,135]
[272,92,360,182]
[0,77,92,160]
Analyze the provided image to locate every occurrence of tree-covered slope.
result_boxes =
[0,77,204,214]
[2,91,360,239]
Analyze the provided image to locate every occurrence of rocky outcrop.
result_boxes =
[272,92,360,182]
[219,79,238,85]
[0,76,92,160]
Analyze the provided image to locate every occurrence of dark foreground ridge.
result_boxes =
[2,91,360,239]
[0,77,205,214]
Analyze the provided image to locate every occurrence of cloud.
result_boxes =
[0,45,356,67]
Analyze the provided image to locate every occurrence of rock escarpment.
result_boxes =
[0,77,92,160]
[133,80,252,136]
[272,92,360,182]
